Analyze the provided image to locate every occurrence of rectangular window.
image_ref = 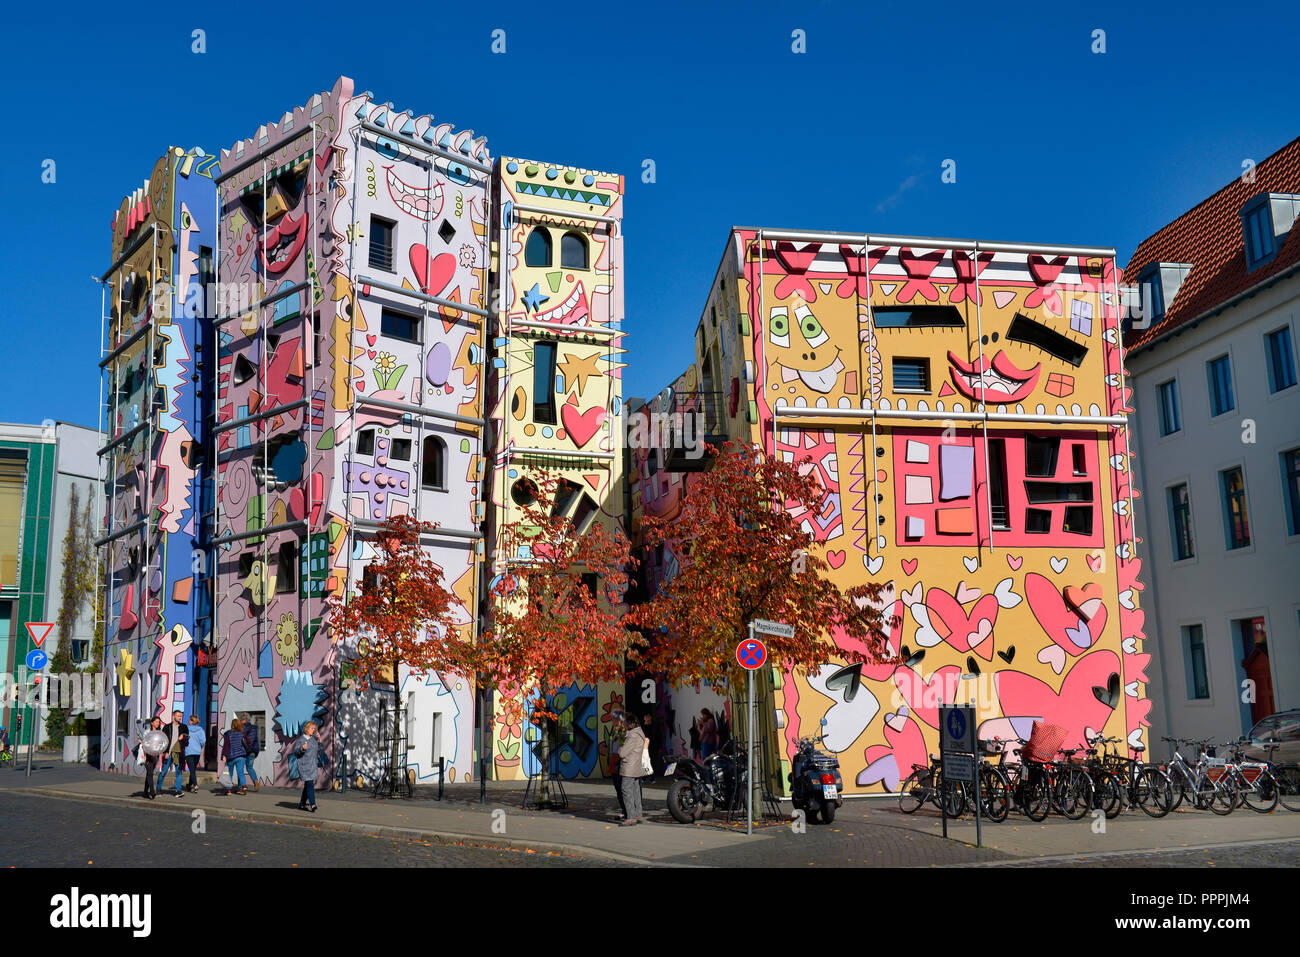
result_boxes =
[534,341,557,424]
[1168,483,1194,560]
[1023,481,1093,504]
[1071,444,1087,476]
[1220,466,1250,549]
[1024,436,1059,477]
[276,541,296,594]
[892,357,930,392]
[1183,624,1209,699]
[1141,269,1165,323]
[381,308,419,343]
[1157,379,1181,436]
[1265,326,1297,393]
[356,429,375,456]
[570,493,598,532]
[1207,354,1235,416]
[390,438,412,461]
[1062,505,1093,536]
[988,439,1010,530]
[872,306,965,328]
[1281,448,1300,536]
[369,216,396,271]
[1024,508,1051,533]
[421,437,445,490]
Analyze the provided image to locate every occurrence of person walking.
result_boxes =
[688,717,701,760]
[221,717,249,795]
[241,716,262,792]
[607,713,627,819]
[139,717,163,799]
[184,713,206,792]
[293,721,324,812]
[699,708,719,759]
[618,712,649,826]
[154,710,188,797]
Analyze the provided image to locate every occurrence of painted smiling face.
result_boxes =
[768,298,845,394]
[385,165,445,221]
[946,307,1093,408]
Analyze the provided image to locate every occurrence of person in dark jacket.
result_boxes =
[241,716,261,792]
[155,710,188,797]
[699,708,720,759]
[184,713,206,792]
[221,717,249,795]
[294,720,324,812]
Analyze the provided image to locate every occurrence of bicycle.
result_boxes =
[991,737,1052,821]
[1260,742,1300,812]
[1161,737,1235,815]
[898,754,964,817]
[976,739,1011,823]
[1219,740,1278,813]
[1047,747,1095,820]
[1087,732,1172,818]
[1079,739,1125,819]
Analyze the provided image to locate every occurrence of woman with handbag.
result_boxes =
[293,721,324,812]
[617,712,650,826]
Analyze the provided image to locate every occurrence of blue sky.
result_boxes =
[2,1,1297,426]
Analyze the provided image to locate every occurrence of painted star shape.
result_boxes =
[557,351,602,397]
[115,648,136,696]
[521,283,550,313]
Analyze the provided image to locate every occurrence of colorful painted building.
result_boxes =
[98,148,217,773]
[483,157,627,780]
[629,227,1152,796]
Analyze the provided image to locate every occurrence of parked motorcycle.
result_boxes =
[664,740,747,823]
[789,728,843,824]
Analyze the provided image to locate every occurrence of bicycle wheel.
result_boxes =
[980,765,1010,822]
[1242,769,1279,813]
[1168,770,1192,812]
[1092,769,1123,819]
[938,778,965,818]
[1196,777,1234,815]
[898,770,929,814]
[1056,766,1094,820]
[1276,766,1300,812]
[1020,767,1051,821]
[1134,767,1172,819]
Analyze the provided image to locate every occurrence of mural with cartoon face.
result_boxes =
[101,147,217,775]
[636,229,1150,795]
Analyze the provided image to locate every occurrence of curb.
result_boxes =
[11,787,667,867]
[934,835,1300,867]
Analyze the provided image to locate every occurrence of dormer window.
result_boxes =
[1137,262,1193,324]
[1242,193,1300,271]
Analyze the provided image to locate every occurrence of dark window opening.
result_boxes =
[510,477,539,507]
[276,541,296,594]
[988,439,1010,530]
[1062,505,1093,536]
[421,436,446,490]
[570,493,598,532]
[1005,313,1088,367]
[1221,466,1250,549]
[534,341,557,424]
[893,357,930,392]
[525,228,552,267]
[238,552,254,578]
[233,355,257,385]
[872,305,965,328]
[1025,508,1052,533]
[1169,483,1194,560]
[1024,481,1093,504]
[356,429,375,456]
[580,573,598,599]
[438,219,457,246]
[369,216,396,271]
[552,478,580,518]
[1024,436,1060,477]
[390,438,412,461]
[381,308,419,343]
[560,231,587,269]
[1071,444,1087,476]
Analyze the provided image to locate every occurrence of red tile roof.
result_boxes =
[1124,135,1300,352]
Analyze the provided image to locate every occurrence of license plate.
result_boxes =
[663,762,677,776]
[822,784,838,800]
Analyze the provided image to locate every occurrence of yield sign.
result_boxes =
[25,622,54,648]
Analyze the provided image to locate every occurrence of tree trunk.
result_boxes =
[389,654,403,795]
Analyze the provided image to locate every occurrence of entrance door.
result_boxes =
[1237,617,1275,725]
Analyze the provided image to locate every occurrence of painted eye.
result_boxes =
[180,210,192,229]
[769,308,790,347]
[797,308,828,348]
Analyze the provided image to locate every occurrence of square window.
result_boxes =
[1024,508,1051,533]
[1062,505,1092,536]
[893,357,930,392]
[1024,436,1059,478]
[390,438,412,461]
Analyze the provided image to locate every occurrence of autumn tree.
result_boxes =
[326,513,469,795]
[629,441,892,705]
[45,485,97,748]
[478,473,637,803]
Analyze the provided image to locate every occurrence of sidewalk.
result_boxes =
[5,762,1298,866]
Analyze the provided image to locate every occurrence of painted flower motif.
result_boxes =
[274,612,299,666]
[376,352,397,373]
[459,243,477,269]
[601,692,624,724]
[371,352,408,391]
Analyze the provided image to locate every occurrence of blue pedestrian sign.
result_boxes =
[946,707,967,743]
[939,704,976,754]
[736,638,768,671]
[26,648,48,671]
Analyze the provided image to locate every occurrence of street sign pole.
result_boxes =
[747,620,754,837]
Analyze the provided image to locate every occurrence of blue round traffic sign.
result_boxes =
[26,649,48,671]
[945,708,967,742]
[736,638,768,670]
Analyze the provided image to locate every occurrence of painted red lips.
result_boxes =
[259,213,306,274]
[947,349,1041,403]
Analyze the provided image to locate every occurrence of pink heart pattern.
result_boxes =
[925,586,1000,660]
[993,649,1121,753]
[410,244,456,298]
[1025,573,1108,656]
[561,397,606,449]
[901,558,918,576]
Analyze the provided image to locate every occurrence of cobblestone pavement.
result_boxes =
[0,793,617,868]
[977,840,1300,868]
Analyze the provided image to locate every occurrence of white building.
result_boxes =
[1126,136,1300,750]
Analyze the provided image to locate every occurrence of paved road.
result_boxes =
[0,793,617,868]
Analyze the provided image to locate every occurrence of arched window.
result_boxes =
[524,228,552,267]
[560,231,588,269]
[421,436,446,490]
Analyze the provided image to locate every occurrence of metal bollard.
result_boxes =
[438,757,445,800]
